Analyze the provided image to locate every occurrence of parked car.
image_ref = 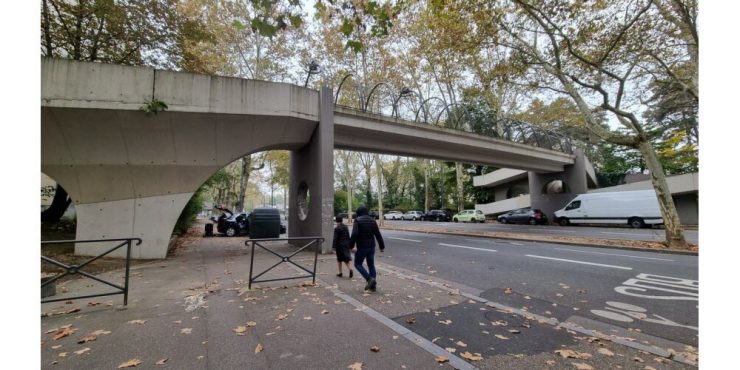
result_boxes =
[402,211,424,221]
[553,190,663,228]
[215,211,250,236]
[383,211,404,220]
[368,210,380,220]
[497,208,548,225]
[337,212,356,220]
[452,209,486,223]
[421,210,452,222]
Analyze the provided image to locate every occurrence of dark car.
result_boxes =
[213,211,250,236]
[421,210,452,222]
[497,208,548,225]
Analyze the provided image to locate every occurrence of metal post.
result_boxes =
[248,241,256,290]
[123,240,132,305]
[312,239,319,285]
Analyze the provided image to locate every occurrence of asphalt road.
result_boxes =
[382,219,700,244]
[377,229,699,348]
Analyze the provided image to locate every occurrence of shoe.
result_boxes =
[337,273,343,277]
[370,278,377,292]
[349,270,354,278]
[364,279,372,291]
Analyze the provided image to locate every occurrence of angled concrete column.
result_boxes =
[288,87,334,253]
[529,148,588,220]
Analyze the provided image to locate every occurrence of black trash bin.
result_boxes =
[204,223,214,237]
[248,208,281,239]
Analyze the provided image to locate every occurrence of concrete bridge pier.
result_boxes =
[288,87,334,253]
[528,148,589,220]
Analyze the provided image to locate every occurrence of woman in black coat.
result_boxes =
[333,216,353,278]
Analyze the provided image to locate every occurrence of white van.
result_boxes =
[553,190,663,228]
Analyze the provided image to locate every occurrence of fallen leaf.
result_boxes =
[118,358,142,368]
[58,352,67,357]
[66,308,81,314]
[77,335,97,344]
[87,301,101,307]
[644,367,657,370]
[508,329,521,334]
[127,320,147,325]
[155,358,168,365]
[445,347,456,353]
[321,309,329,315]
[52,327,76,341]
[491,320,508,326]
[74,348,91,355]
[348,362,363,370]
[598,348,614,357]
[370,346,380,353]
[456,340,467,347]
[276,314,288,321]
[52,345,62,349]
[571,363,593,370]
[504,287,513,294]
[633,357,645,363]
[303,316,312,320]
[431,336,441,343]
[438,319,452,325]
[255,343,264,353]
[495,335,510,340]
[435,355,449,363]
[181,328,192,334]
[406,317,416,324]
[546,360,556,366]
[246,321,256,327]
[89,329,111,336]
[461,351,483,361]
[233,326,247,335]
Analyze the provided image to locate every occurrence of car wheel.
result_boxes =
[499,218,507,224]
[226,226,237,237]
[480,219,485,223]
[558,217,570,226]
[628,217,645,229]
[453,218,458,222]
[528,218,537,225]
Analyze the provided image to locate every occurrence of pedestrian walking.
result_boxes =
[349,205,385,292]
[333,216,353,278]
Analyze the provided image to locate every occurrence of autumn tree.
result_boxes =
[483,0,695,248]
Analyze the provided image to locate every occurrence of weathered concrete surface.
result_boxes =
[334,106,576,172]
[42,58,319,258]
[528,148,589,220]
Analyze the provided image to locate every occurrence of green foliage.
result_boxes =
[140,98,168,116]
[174,188,205,234]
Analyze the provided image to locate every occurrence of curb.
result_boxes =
[379,226,698,256]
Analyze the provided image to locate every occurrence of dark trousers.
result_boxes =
[353,247,376,281]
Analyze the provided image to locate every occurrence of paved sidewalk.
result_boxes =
[40,225,696,369]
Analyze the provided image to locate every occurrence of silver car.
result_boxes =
[402,211,424,221]
[383,211,404,220]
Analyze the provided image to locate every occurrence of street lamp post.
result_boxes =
[304,61,321,87]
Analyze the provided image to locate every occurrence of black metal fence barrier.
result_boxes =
[246,237,324,290]
[41,238,142,305]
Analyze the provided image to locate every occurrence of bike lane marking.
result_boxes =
[438,243,497,253]
[525,255,633,270]
[553,248,675,262]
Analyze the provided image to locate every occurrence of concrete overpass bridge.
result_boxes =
[42,58,586,259]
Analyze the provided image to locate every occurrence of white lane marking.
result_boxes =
[525,255,633,270]
[509,242,525,246]
[554,248,675,262]
[439,243,497,253]
[387,237,422,243]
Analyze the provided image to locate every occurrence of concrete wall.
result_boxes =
[528,148,588,220]
[288,88,334,253]
[674,193,698,225]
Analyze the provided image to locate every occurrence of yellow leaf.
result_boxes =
[255,343,264,354]
[127,320,147,325]
[435,355,449,363]
[461,351,483,361]
[246,321,256,327]
[572,363,593,370]
[495,334,509,340]
[181,328,192,334]
[233,326,247,335]
[370,346,380,352]
[438,319,452,325]
[597,348,614,357]
[445,347,456,353]
[74,348,91,355]
[118,358,142,368]
[348,362,363,370]
[456,340,467,347]
[155,358,168,365]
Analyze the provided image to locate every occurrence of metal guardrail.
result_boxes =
[41,238,142,305]
[246,237,324,290]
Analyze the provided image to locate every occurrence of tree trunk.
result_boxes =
[424,160,430,213]
[42,0,54,57]
[41,185,72,223]
[636,139,688,249]
[237,156,250,212]
[455,162,464,211]
[375,154,384,226]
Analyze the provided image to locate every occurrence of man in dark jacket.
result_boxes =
[350,205,385,292]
